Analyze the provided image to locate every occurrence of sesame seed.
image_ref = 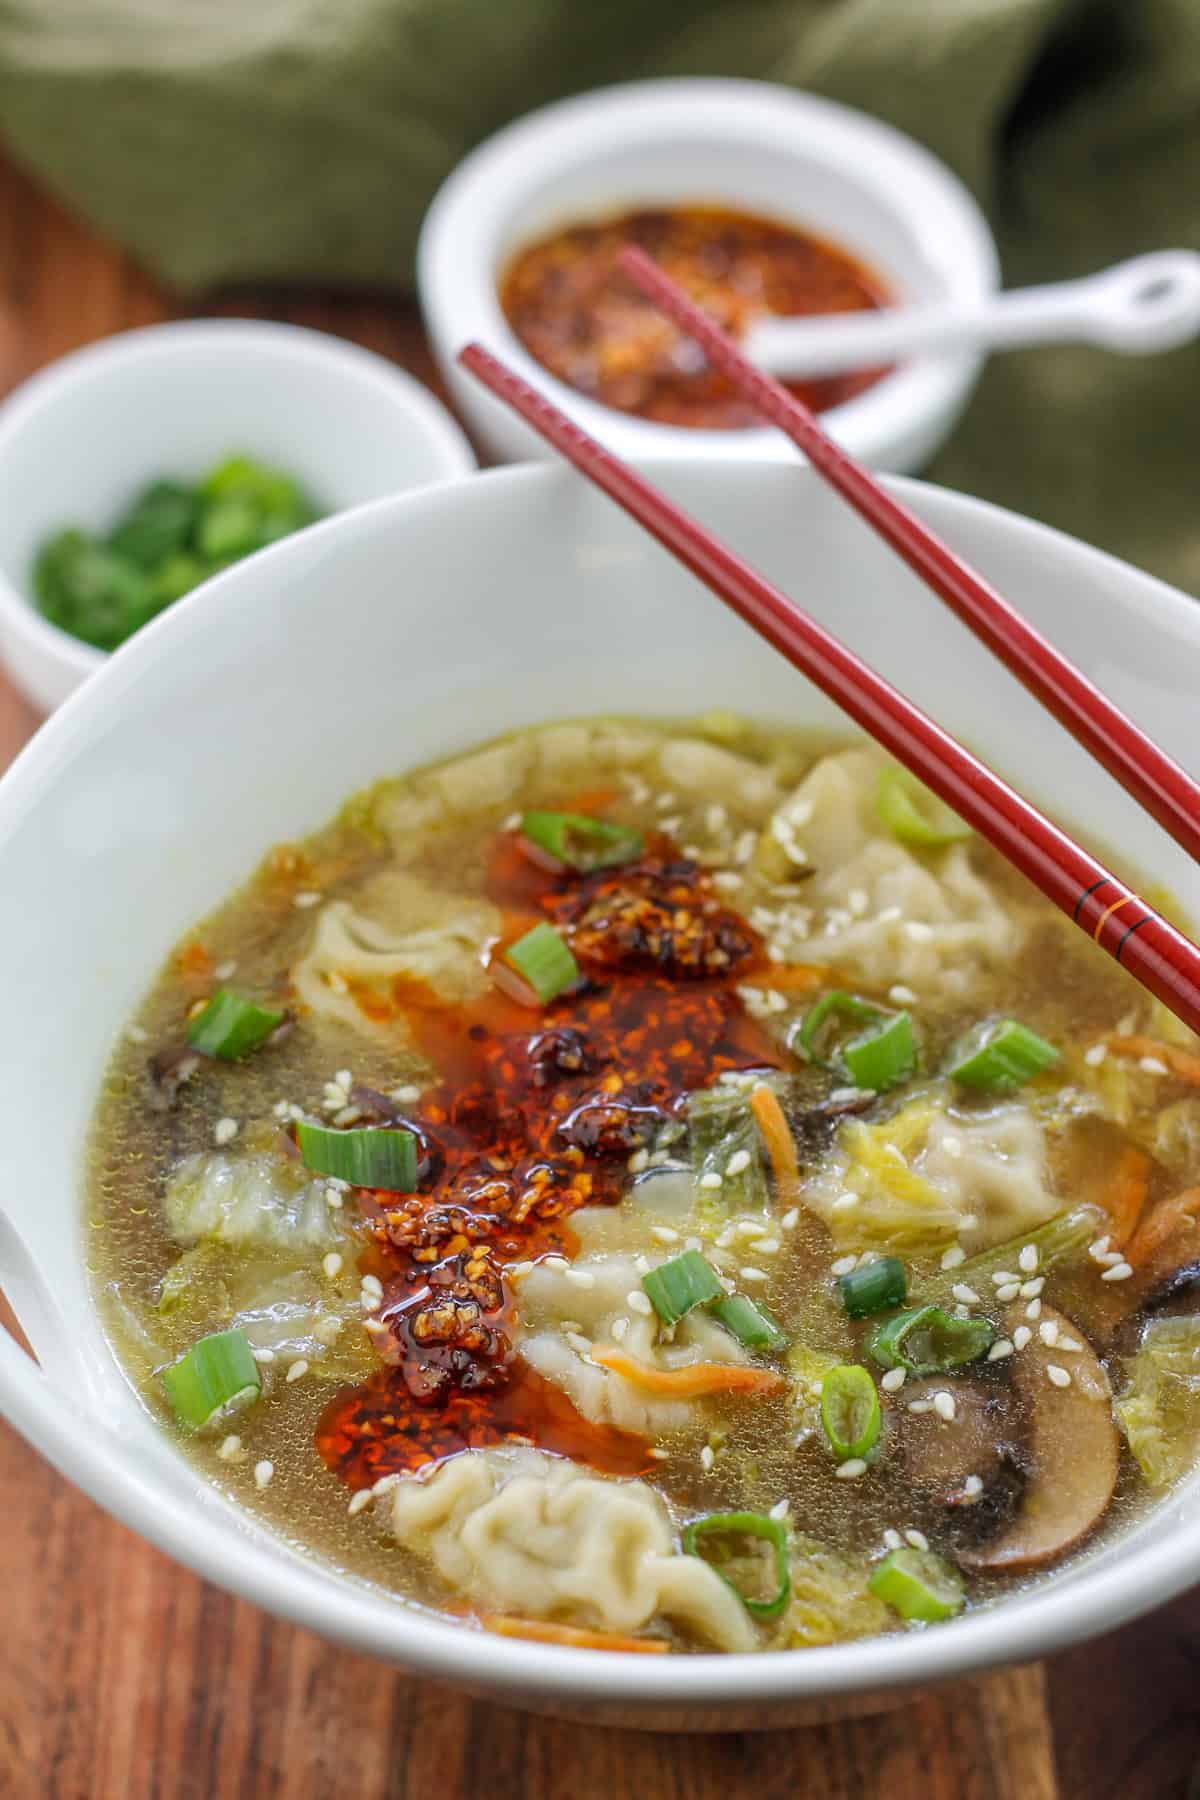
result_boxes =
[293,890,322,909]
[963,1475,984,1499]
[372,1473,400,1497]
[832,1193,860,1212]
[699,1171,723,1190]
[734,1219,763,1239]
[713,871,743,893]
[831,1255,858,1276]
[627,1148,650,1174]
[648,1446,669,1461]
[650,1226,680,1245]
[213,1116,239,1146]
[987,1339,1014,1361]
[214,959,238,981]
[1047,1364,1071,1388]
[880,1367,906,1393]
[251,1347,275,1365]
[907,1399,933,1414]
[634,1254,651,1274]
[996,1282,1021,1302]
[990,1271,1019,1286]
[127,1023,148,1044]
[1102,1261,1135,1282]
[1018,1245,1039,1273]
[882,1528,903,1551]
[360,1294,381,1314]
[1088,1235,1112,1260]
[348,1489,373,1517]
[1020,1277,1045,1299]
[740,1266,769,1284]
[1058,1335,1084,1353]
[932,1390,957,1423]
[506,1260,534,1279]
[360,1274,383,1298]
[218,1435,242,1461]
[768,1498,790,1521]
[888,984,916,1006]
[363,1317,388,1334]
[627,1290,653,1316]
[254,1460,274,1489]
[904,1528,930,1551]
[1025,1297,1043,1319]
[286,1359,308,1383]
[391,1084,422,1104]
[1038,1320,1059,1347]
[1139,1056,1169,1075]
[716,1228,735,1248]
[951,1284,980,1305]
[835,1458,868,1479]
[685,1236,703,1253]
[565,1268,596,1289]
[940,1246,966,1271]
[700,1446,716,1472]
[829,1086,862,1106]
[781,1208,800,1231]
[611,1317,630,1342]
[322,1253,343,1279]
[1013,1325,1032,1350]
[1079,1041,1108,1069]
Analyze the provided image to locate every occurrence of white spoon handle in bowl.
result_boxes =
[743,251,1200,377]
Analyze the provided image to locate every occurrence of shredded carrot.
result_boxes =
[749,1082,800,1197]
[591,1346,784,1397]
[758,964,826,993]
[1099,1145,1151,1247]
[1106,1035,1200,1087]
[563,786,620,816]
[480,1616,670,1654]
[176,940,212,979]
[1126,1187,1200,1268]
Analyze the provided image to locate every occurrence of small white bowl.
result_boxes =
[419,78,999,472]
[0,319,475,714]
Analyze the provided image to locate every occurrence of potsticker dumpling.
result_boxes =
[387,1447,756,1651]
[515,1251,748,1436]
[755,747,1019,998]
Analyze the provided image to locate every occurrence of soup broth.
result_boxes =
[88,718,1200,1653]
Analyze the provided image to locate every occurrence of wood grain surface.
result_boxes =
[1,148,1198,1800]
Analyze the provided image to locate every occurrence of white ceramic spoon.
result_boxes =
[743,250,1200,376]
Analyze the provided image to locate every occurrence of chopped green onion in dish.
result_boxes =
[876,766,971,849]
[946,1018,1059,1091]
[709,1292,788,1351]
[792,990,880,1067]
[642,1250,722,1325]
[682,1511,792,1619]
[186,988,284,1060]
[32,455,320,653]
[160,1327,261,1430]
[837,1256,907,1319]
[868,1546,965,1622]
[519,810,643,871]
[868,1305,995,1375]
[820,1364,882,1462]
[841,1012,918,1092]
[296,1120,417,1191]
[501,922,579,1004]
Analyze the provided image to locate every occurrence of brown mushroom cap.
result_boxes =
[957,1304,1118,1574]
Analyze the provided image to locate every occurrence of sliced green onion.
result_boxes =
[519,810,643,871]
[877,766,971,848]
[186,987,284,1060]
[820,1364,882,1461]
[946,1018,1059,1091]
[296,1120,417,1190]
[682,1510,791,1620]
[868,1546,965,1622]
[502,922,579,1004]
[709,1292,788,1351]
[837,1256,907,1319]
[792,990,881,1068]
[868,1305,995,1376]
[160,1328,261,1430]
[841,1012,917,1092]
[641,1250,722,1325]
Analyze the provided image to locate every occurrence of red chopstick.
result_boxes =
[618,242,1200,867]
[458,338,1200,1036]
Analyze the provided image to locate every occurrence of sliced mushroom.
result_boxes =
[900,1375,1026,1547]
[957,1304,1117,1574]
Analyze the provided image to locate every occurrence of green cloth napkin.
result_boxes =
[1,0,1198,591]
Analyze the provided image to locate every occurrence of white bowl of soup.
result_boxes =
[2,460,1200,1731]
[418,79,998,472]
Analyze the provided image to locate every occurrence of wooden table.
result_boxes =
[1,149,1197,1800]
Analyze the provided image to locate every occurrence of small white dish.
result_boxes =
[419,78,998,473]
[0,459,1198,1729]
[0,319,475,714]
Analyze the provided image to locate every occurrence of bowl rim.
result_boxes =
[418,76,1000,465]
[3,457,1200,1709]
[0,316,476,683]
